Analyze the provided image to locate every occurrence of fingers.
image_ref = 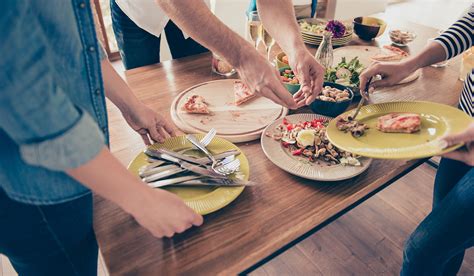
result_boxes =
[441,149,473,166]
[148,125,164,143]
[442,129,474,147]
[161,119,179,137]
[137,129,151,145]
[191,212,204,226]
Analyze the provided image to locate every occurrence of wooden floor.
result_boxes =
[251,163,474,276]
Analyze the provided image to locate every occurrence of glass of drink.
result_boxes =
[260,25,276,62]
[247,11,261,48]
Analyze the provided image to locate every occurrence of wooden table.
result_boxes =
[94,19,463,275]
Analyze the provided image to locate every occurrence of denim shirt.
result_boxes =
[0,0,108,205]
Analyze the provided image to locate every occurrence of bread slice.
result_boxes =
[234,80,256,106]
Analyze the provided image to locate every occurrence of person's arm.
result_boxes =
[441,122,474,166]
[256,0,325,106]
[101,60,178,144]
[360,4,473,90]
[67,148,203,238]
[0,1,201,238]
[155,0,296,109]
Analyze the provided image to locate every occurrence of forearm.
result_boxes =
[402,41,447,71]
[155,0,255,68]
[67,147,148,212]
[101,59,141,114]
[256,0,306,55]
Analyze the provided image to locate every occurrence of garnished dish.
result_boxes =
[376,113,421,133]
[335,116,369,137]
[325,57,364,87]
[280,68,299,84]
[233,80,256,106]
[389,29,416,46]
[299,19,351,38]
[266,117,361,166]
[182,95,210,114]
[317,85,351,102]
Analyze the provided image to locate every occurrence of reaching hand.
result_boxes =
[127,188,203,238]
[237,51,297,109]
[359,61,416,92]
[122,104,179,145]
[289,49,325,108]
[441,122,474,166]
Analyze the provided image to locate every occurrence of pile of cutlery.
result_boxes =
[138,129,255,188]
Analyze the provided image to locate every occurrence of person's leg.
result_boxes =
[0,189,98,276]
[110,0,161,69]
[401,167,474,276]
[433,158,472,274]
[164,20,208,60]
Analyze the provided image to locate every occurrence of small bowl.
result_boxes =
[275,52,290,69]
[353,16,387,41]
[279,67,301,95]
[309,82,354,117]
[389,29,417,46]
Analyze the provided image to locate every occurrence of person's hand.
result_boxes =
[125,188,203,238]
[440,122,474,166]
[121,103,179,145]
[237,50,297,109]
[359,60,417,93]
[288,48,325,108]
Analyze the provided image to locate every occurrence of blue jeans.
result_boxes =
[401,158,474,276]
[110,0,208,70]
[0,189,98,276]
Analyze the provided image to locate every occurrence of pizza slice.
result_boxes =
[182,94,210,114]
[376,113,421,133]
[371,45,409,62]
[234,80,256,106]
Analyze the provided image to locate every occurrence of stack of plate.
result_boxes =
[301,31,353,46]
[299,18,353,47]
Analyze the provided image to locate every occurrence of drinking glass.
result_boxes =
[247,11,261,48]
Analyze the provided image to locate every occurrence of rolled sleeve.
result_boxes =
[20,110,105,171]
[0,2,105,171]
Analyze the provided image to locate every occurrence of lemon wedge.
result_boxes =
[296,129,315,147]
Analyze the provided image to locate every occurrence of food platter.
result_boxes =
[127,134,249,215]
[326,101,473,159]
[170,79,288,143]
[261,114,372,181]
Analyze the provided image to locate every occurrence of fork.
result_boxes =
[195,128,216,149]
[186,134,234,175]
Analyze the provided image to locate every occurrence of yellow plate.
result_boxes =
[326,101,473,159]
[127,135,248,215]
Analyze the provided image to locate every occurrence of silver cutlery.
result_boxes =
[138,160,166,175]
[155,148,240,166]
[186,134,235,175]
[142,167,186,183]
[348,74,381,121]
[139,164,177,178]
[194,128,216,149]
[147,175,255,188]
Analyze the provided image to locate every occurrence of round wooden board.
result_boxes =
[333,46,421,85]
[171,79,288,143]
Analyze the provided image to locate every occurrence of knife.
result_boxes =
[143,149,227,179]
[147,148,240,165]
[142,167,186,183]
[349,76,372,121]
[139,164,178,178]
[147,175,255,188]
[138,160,167,176]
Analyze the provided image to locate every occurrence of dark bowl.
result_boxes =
[309,82,354,117]
[353,16,387,41]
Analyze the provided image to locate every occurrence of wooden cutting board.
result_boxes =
[170,79,288,143]
[333,46,421,85]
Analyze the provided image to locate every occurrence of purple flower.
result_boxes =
[325,20,346,38]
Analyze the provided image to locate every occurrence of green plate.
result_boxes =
[127,135,248,215]
[326,101,473,159]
